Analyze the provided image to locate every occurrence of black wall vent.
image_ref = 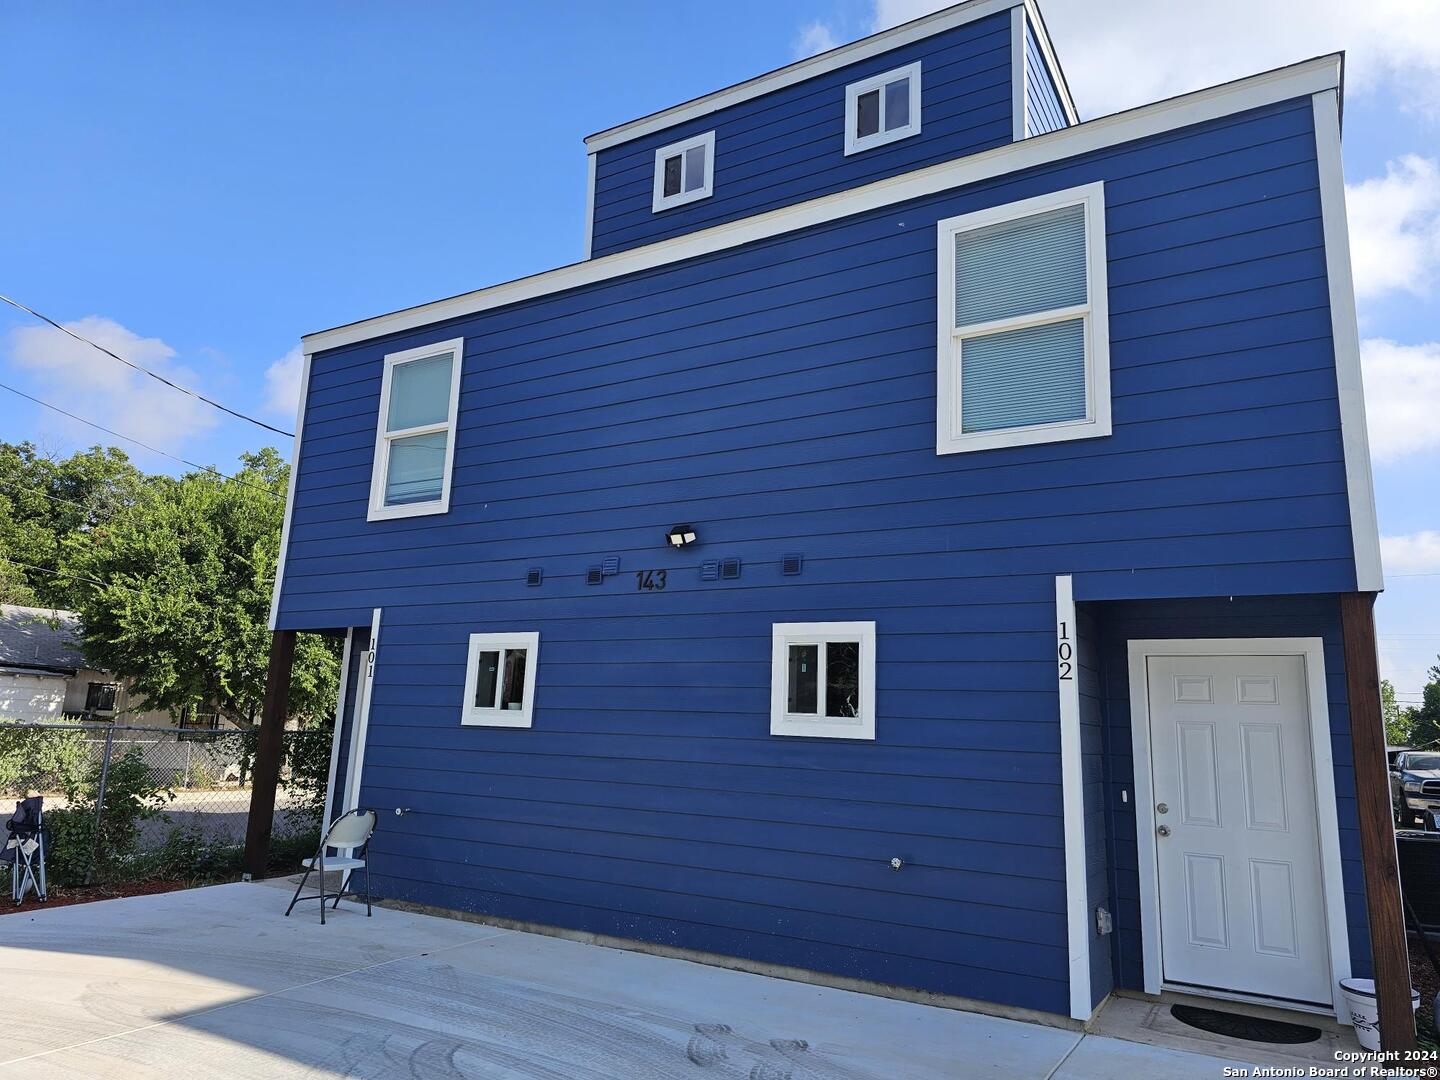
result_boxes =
[526,568,543,587]
[602,556,620,576]
[720,557,742,580]
[781,553,803,576]
[700,560,720,582]
[586,566,604,586]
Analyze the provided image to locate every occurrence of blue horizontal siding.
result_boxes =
[589,11,1014,258]
[1024,20,1067,137]
[278,94,1360,1015]
[1075,606,1115,1006]
[1089,594,1370,991]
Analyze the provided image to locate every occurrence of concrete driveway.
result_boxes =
[0,882,1255,1078]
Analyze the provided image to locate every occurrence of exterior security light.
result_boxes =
[667,524,698,548]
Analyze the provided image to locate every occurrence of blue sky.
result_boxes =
[3,1,1438,701]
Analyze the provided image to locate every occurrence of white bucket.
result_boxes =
[1339,977,1420,1051]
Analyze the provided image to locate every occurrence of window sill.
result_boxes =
[461,710,533,729]
[844,124,920,157]
[652,188,712,214]
[366,498,450,522]
[771,716,875,740]
[936,415,1111,456]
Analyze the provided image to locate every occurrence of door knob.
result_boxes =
[1156,802,1169,815]
[1157,824,1172,837]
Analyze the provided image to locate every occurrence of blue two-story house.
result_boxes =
[263,0,1395,1030]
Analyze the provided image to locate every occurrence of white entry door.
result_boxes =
[1146,654,1332,1006]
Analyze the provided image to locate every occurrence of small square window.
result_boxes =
[462,632,539,728]
[771,622,876,740]
[845,63,921,155]
[652,131,715,212]
[85,682,118,713]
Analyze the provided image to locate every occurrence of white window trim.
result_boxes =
[366,337,464,522]
[770,621,876,740]
[935,181,1111,455]
[651,131,715,213]
[461,631,540,728]
[844,62,922,156]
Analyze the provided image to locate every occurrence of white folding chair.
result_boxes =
[285,808,376,924]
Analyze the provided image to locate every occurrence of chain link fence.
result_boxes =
[1,722,329,889]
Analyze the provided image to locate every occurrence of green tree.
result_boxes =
[0,442,145,607]
[1409,661,1440,750]
[1383,679,1414,746]
[60,448,339,727]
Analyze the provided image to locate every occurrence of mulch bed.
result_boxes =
[0,878,190,916]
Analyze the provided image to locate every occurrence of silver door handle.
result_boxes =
[1157,825,1172,838]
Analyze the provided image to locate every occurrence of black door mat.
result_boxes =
[1170,1004,1322,1044]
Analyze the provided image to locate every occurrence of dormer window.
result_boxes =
[651,131,714,212]
[845,62,922,156]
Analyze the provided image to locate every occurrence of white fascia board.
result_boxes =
[1312,89,1383,593]
[267,351,311,630]
[302,54,1341,357]
[1022,0,1079,124]
[583,0,1019,154]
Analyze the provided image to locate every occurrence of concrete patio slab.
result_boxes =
[0,883,1292,1078]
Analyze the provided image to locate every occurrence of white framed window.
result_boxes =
[844,62,922,156]
[652,130,715,212]
[770,622,876,740]
[935,182,1111,455]
[367,338,464,521]
[462,632,539,728]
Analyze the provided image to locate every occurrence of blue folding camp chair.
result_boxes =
[2,796,47,905]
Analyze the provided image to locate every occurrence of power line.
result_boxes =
[0,476,108,513]
[0,555,275,593]
[0,379,283,501]
[0,293,293,437]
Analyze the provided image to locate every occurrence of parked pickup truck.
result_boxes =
[1391,751,1440,828]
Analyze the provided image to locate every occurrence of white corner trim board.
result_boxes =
[1054,576,1091,1022]
[1010,6,1026,142]
[301,54,1341,357]
[1125,637,1352,1021]
[583,151,597,260]
[342,608,382,820]
[1020,0,1078,125]
[1312,89,1383,593]
[267,350,311,631]
[584,0,1023,154]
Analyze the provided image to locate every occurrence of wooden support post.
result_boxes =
[1341,592,1414,1051]
[242,630,296,880]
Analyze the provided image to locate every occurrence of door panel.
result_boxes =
[1147,654,1331,1005]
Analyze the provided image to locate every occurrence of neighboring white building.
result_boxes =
[0,604,173,726]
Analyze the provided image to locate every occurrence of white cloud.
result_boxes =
[263,345,304,419]
[1360,338,1440,462]
[795,21,839,59]
[1381,531,1440,574]
[871,0,1440,120]
[1346,156,1440,301]
[7,316,215,452]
